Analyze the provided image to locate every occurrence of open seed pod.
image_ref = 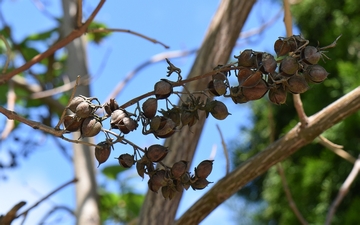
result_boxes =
[229,86,248,104]
[181,110,198,127]
[80,116,102,138]
[148,169,167,193]
[103,98,120,117]
[63,114,83,132]
[195,160,213,179]
[262,53,277,74]
[154,80,173,99]
[207,79,227,96]
[268,85,287,105]
[68,96,85,113]
[236,49,256,67]
[274,39,291,56]
[117,153,134,168]
[118,117,138,134]
[205,100,230,120]
[75,101,93,118]
[191,178,212,190]
[110,109,128,129]
[171,160,188,179]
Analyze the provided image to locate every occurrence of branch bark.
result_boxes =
[138,1,256,225]
[175,86,360,225]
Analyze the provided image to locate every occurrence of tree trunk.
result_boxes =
[138,1,256,225]
[61,1,100,224]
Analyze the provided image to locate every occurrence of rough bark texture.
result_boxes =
[176,87,360,225]
[61,1,100,224]
[138,1,256,225]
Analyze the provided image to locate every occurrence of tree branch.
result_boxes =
[175,87,360,225]
[318,135,356,164]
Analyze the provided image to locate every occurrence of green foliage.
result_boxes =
[87,22,111,44]
[232,1,360,224]
[102,165,127,180]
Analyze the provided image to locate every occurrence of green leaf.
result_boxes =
[24,28,57,42]
[101,165,126,180]
[87,21,111,44]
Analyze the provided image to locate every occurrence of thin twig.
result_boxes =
[16,178,78,219]
[54,75,81,130]
[0,0,106,84]
[106,49,196,101]
[283,0,308,128]
[318,135,356,164]
[31,75,90,99]
[277,164,308,225]
[325,157,360,225]
[88,28,170,49]
[38,205,75,225]
[216,124,229,175]
[1,80,16,140]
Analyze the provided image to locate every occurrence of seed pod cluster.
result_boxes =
[64,95,102,138]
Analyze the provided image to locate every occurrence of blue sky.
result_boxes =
[0,1,287,224]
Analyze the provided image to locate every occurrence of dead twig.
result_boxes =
[88,28,170,49]
[318,135,356,164]
[325,156,360,225]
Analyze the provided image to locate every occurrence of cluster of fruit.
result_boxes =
[61,34,337,199]
[208,35,334,105]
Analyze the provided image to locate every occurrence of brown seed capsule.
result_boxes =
[280,56,299,76]
[208,79,227,96]
[119,117,138,134]
[75,101,93,118]
[80,116,102,138]
[191,178,212,190]
[286,75,309,94]
[236,49,256,67]
[68,96,85,113]
[195,160,213,179]
[142,98,158,119]
[171,161,188,179]
[63,114,83,132]
[117,153,134,168]
[304,64,329,83]
[136,161,146,179]
[95,141,111,167]
[154,80,173,99]
[262,53,277,74]
[181,110,198,127]
[242,79,268,101]
[146,144,169,162]
[229,86,248,104]
[154,118,176,138]
[237,67,253,85]
[148,169,167,193]
[302,46,321,65]
[206,100,230,120]
[268,85,287,105]
[274,39,291,56]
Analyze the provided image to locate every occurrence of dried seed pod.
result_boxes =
[304,64,329,83]
[229,86,248,104]
[171,160,188,179]
[206,100,230,120]
[154,80,173,99]
[162,108,181,126]
[146,144,169,162]
[207,79,226,96]
[148,169,167,193]
[173,179,183,192]
[142,98,158,119]
[241,70,262,88]
[117,153,134,168]
[195,160,214,179]
[280,56,299,76]
[242,79,268,101]
[262,53,277,74]
[95,141,111,167]
[63,114,83,132]
[150,116,162,131]
[136,161,146,179]
[236,49,255,67]
[80,116,102,138]
[68,96,85,113]
[103,98,120,116]
[212,72,227,81]
[286,75,309,94]
[268,85,287,105]
[181,110,198,127]
[110,109,128,129]
[119,117,138,134]
[154,118,176,138]
[237,67,253,85]
[75,101,93,118]
[191,178,212,190]
[161,185,177,200]
[274,39,291,56]
[302,46,321,65]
